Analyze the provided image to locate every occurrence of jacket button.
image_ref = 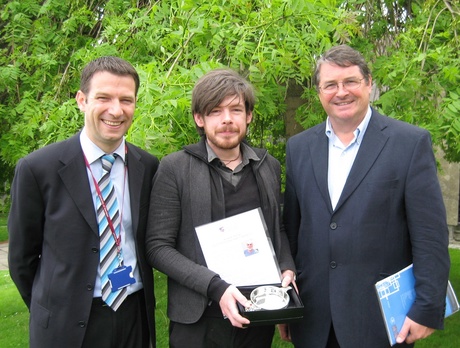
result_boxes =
[78,321,86,328]
[91,247,98,253]
[87,284,93,291]
[330,261,337,269]
[330,222,337,230]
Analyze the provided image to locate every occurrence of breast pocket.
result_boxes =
[366,179,398,192]
[362,179,399,223]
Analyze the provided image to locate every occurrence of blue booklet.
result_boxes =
[375,264,459,346]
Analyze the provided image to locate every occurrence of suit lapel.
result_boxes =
[334,111,389,211]
[126,143,143,237]
[310,124,334,212]
[58,134,99,235]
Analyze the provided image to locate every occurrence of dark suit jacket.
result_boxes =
[8,133,159,348]
[283,109,450,347]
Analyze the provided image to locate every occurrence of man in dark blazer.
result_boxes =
[279,45,450,347]
[8,56,158,348]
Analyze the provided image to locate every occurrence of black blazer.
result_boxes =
[8,133,159,348]
[283,110,450,347]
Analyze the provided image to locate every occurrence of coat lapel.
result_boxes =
[127,143,143,237]
[310,124,334,213]
[334,111,389,211]
[58,134,99,235]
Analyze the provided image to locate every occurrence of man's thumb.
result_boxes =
[396,321,410,344]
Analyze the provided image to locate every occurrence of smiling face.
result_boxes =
[76,71,136,153]
[318,63,372,130]
[194,94,252,157]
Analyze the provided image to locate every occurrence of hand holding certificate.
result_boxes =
[195,208,304,326]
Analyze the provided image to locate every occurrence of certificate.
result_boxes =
[195,208,282,286]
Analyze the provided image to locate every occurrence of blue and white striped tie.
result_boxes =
[97,154,127,310]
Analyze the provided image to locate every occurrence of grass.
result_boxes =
[0,272,29,347]
[0,213,7,243]
[1,212,459,347]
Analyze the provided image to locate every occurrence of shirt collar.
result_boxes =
[205,141,260,166]
[325,106,372,146]
[80,127,126,165]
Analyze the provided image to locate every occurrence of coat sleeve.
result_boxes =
[405,130,450,329]
[8,158,44,308]
[144,154,218,297]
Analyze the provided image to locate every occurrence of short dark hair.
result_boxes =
[313,45,372,90]
[191,68,255,135]
[79,56,140,95]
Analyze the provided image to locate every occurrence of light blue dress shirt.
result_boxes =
[326,107,372,210]
[80,129,142,297]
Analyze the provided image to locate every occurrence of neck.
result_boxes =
[329,117,363,146]
[220,151,241,165]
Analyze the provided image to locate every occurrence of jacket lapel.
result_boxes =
[58,134,99,235]
[334,111,389,211]
[310,124,334,213]
[127,143,143,237]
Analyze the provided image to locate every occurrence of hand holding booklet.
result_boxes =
[375,264,459,346]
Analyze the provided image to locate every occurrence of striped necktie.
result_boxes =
[97,154,127,310]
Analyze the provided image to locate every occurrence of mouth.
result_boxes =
[218,127,239,134]
[102,119,123,127]
[334,100,354,106]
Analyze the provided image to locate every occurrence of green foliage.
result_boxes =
[440,88,460,162]
[1,0,459,205]
[345,0,460,160]
[0,0,346,202]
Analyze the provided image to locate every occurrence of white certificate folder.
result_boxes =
[195,208,282,287]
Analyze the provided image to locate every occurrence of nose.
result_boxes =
[221,108,232,123]
[108,100,123,117]
[336,82,349,96]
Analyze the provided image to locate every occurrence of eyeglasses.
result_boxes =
[319,78,365,94]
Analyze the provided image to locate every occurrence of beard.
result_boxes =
[206,127,246,150]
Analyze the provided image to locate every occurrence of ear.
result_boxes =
[194,113,204,127]
[246,111,253,125]
[75,90,87,112]
[365,76,373,95]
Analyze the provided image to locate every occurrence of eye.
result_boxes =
[322,83,337,91]
[208,109,221,116]
[344,80,360,88]
[343,78,364,90]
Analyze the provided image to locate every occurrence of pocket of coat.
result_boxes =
[366,179,398,192]
[30,301,50,328]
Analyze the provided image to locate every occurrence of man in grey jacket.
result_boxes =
[145,68,296,348]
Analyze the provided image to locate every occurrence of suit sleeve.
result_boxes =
[283,140,301,258]
[405,131,450,329]
[8,158,45,308]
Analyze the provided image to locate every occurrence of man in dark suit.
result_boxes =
[279,45,450,347]
[8,56,158,348]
